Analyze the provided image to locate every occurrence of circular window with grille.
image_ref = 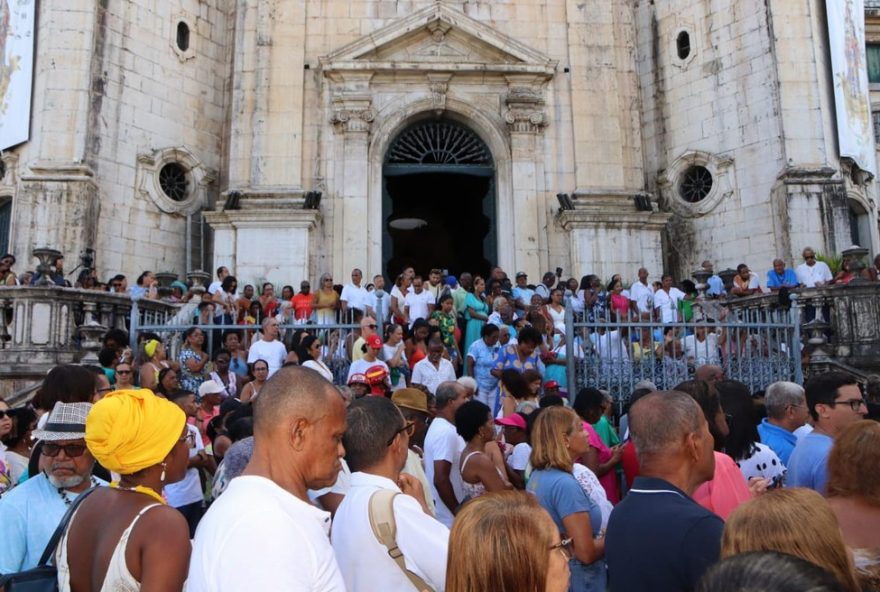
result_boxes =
[159,163,189,201]
[679,166,713,203]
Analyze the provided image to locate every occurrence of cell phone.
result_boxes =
[556,267,563,277]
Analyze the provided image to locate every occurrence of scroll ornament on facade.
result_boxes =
[503,86,548,132]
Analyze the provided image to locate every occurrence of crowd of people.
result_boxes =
[0,252,880,591]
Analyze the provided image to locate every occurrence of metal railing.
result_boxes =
[564,296,803,408]
[130,301,377,384]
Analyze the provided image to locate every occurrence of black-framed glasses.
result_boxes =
[0,410,9,419]
[42,442,88,458]
[116,370,132,375]
[549,538,573,561]
[831,398,867,412]
[386,421,416,445]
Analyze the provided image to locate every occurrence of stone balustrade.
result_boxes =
[0,286,179,402]
[724,282,880,377]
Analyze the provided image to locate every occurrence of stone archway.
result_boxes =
[381,118,497,279]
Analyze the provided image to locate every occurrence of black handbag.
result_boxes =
[0,486,98,591]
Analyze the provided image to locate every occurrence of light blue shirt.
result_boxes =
[757,418,798,465]
[466,338,499,393]
[786,432,833,493]
[512,286,535,307]
[0,473,104,573]
[706,275,725,296]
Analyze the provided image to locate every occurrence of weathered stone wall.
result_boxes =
[8,0,231,281]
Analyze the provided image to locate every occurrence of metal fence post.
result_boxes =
[129,300,139,352]
[790,293,804,385]
[564,297,575,402]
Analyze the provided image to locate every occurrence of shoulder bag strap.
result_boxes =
[37,486,99,566]
[368,489,434,592]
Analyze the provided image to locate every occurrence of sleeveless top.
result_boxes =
[460,451,505,500]
[57,503,164,592]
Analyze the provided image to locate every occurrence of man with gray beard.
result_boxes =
[0,402,106,574]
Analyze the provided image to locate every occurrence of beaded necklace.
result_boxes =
[110,481,167,505]
[56,476,100,506]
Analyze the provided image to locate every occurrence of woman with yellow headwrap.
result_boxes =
[55,390,191,591]
[138,338,177,392]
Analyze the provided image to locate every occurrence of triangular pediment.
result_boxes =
[321,2,556,76]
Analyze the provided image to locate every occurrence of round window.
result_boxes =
[679,166,713,203]
[159,163,189,201]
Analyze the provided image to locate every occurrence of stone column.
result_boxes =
[504,77,549,274]
[328,74,375,278]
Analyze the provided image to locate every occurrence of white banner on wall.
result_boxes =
[0,0,34,151]
[826,0,877,177]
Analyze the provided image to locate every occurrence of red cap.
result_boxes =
[367,334,383,349]
[348,373,369,386]
[495,414,527,430]
[543,380,560,390]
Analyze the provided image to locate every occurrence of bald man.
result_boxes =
[189,367,347,591]
[605,391,722,592]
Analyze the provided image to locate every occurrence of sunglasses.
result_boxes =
[0,410,9,419]
[42,442,88,458]
[116,370,132,375]
[386,421,416,445]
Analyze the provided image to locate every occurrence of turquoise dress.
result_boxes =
[463,292,488,361]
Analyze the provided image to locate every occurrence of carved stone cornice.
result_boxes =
[503,77,548,133]
[330,95,376,133]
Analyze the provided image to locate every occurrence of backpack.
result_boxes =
[367,489,434,592]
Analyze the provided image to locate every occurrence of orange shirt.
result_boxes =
[292,293,313,320]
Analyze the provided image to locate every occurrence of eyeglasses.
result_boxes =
[549,538,573,561]
[831,398,867,412]
[0,410,9,419]
[367,324,378,329]
[386,421,416,445]
[42,443,88,458]
[116,370,132,375]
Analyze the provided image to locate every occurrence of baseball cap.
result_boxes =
[445,275,457,287]
[391,388,429,414]
[543,380,560,390]
[515,271,527,279]
[348,373,369,386]
[495,414,527,430]
[365,364,389,395]
[198,380,227,398]
[367,334,383,349]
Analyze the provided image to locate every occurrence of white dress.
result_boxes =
[57,503,165,592]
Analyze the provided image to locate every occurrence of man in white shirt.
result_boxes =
[682,323,721,366]
[332,397,449,592]
[341,268,370,315]
[247,317,288,376]
[188,368,347,592]
[795,247,833,288]
[423,381,469,528]
[365,274,391,324]
[534,271,555,303]
[630,268,654,318]
[653,275,684,324]
[166,389,212,537]
[404,276,435,328]
[207,266,229,296]
[412,339,456,395]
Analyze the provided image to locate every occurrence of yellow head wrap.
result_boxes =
[85,389,186,475]
[144,339,160,359]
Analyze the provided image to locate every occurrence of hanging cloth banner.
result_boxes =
[0,0,35,151]
[826,0,877,178]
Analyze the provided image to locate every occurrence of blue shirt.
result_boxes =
[706,275,725,296]
[466,338,499,393]
[511,286,535,307]
[766,268,799,289]
[0,473,104,573]
[757,418,798,465]
[492,343,545,375]
[786,432,833,493]
[605,476,723,592]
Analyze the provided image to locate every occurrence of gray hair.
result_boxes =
[457,376,477,394]
[764,381,806,420]
[435,381,461,410]
[630,391,703,459]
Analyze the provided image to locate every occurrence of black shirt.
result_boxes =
[606,476,724,592]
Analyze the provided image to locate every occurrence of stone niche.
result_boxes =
[318,2,557,277]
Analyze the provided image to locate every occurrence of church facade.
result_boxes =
[1,0,877,288]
